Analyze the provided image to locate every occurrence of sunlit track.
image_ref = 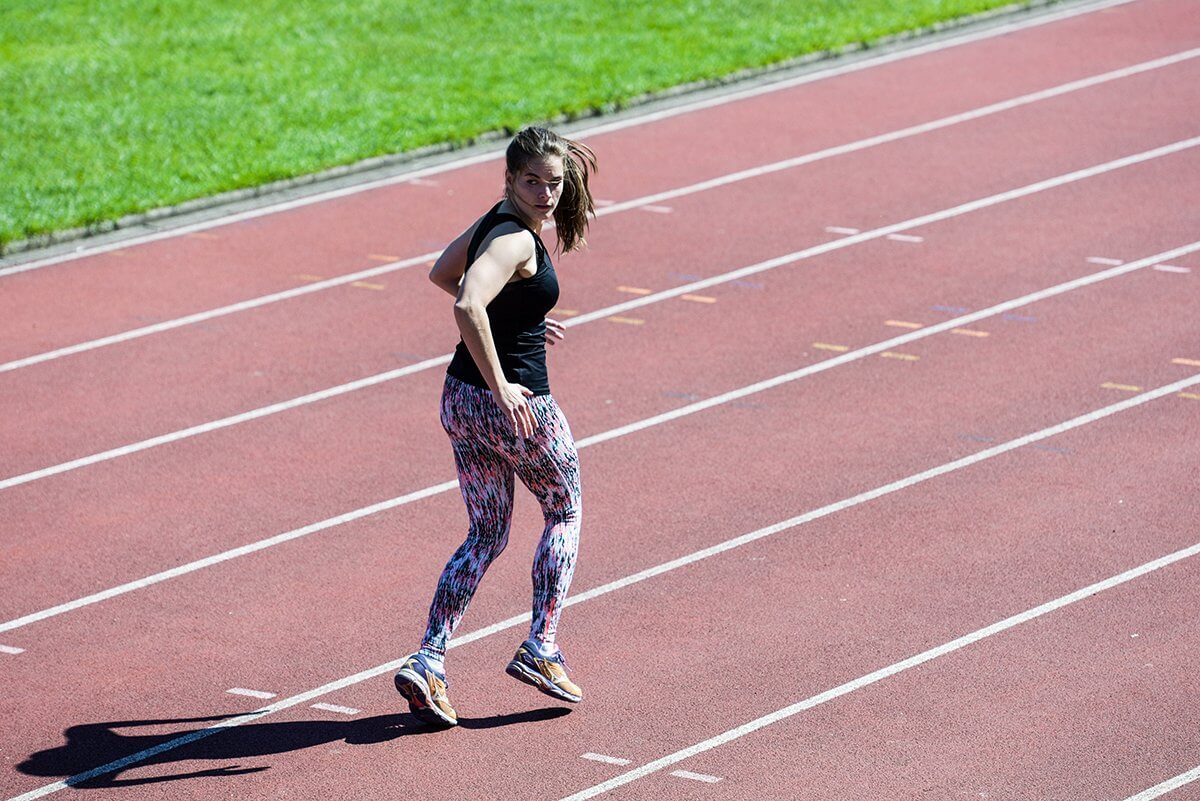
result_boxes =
[3,137,1196,492]
[5,3,1199,798]
[9,371,1197,801]
[0,0,1137,279]
[3,235,1196,634]
[3,46,1197,374]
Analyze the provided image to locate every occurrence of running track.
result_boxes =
[2,1,1199,798]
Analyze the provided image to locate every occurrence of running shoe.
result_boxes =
[394,652,457,726]
[505,640,583,703]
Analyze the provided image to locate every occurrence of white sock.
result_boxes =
[529,638,559,658]
[418,649,445,673]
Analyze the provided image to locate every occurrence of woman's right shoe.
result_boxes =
[505,640,583,703]
[394,652,457,726]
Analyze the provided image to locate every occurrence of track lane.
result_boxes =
[5,360,1196,799]
[1,0,1195,360]
[1,139,1196,621]
[3,63,1198,480]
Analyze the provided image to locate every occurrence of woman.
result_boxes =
[394,127,598,727]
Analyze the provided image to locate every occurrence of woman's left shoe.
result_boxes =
[505,640,583,703]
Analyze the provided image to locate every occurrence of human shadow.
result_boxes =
[19,706,570,788]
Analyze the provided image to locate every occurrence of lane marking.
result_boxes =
[5,238,1200,632]
[3,0,1143,281]
[310,702,360,715]
[1087,256,1124,266]
[887,233,924,243]
[825,226,861,235]
[681,294,717,304]
[671,770,723,783]
[640,205,673,214]
[405,177,439,187]
[932,304,969,314]
[551,308,580,317]
[15,371,1199,801]
[881,351,920,361]
[1154,264,1191,273]
[7,141,1199,495]
[367,254,398,262]
[582,753,633,766]
[594,199,616,207]
[813,342,850,352]
[351,281,385,290]
[885,320,923,329]
[295,274,324,282]
[1179,393,1200,401]
[608,316,645,325]
[185,232,218,241]
[0,645,25,655]
[1123,764,1200,801]
[1171,358,1200,367]
[226,688,276,700]
[1101,382,1142,392]
[617,286,653,295]
[6,48,1197,371]
[556,485,1200,796]
[951,328,989,337]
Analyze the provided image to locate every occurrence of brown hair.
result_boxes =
[505,126,598,253]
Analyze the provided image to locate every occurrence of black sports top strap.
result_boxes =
[465,202,547,268]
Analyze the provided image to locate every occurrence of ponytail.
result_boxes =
[505,127,598,254]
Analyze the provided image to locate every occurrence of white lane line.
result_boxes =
[0,0,1139,279]
[886,233,925,242]
[0,645,25,655]
[1087,256,1125,265]
[4,236,1199,634]
[10,370,1197,801]
[825,226,861,235]
[557,509,1200,794]
[671,770,723,783]
[310,702,360,715]
[1154,264,1191,273]
[6,138,1198,493]
[226,688,276,700]
[1123,765,1200,800]
[582,753,633,766]
[5,46,1198,374]
[640,205,673,214]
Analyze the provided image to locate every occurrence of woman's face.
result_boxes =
[507,155,564,224]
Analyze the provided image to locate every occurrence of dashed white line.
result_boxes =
[825,226,861,235]
[671,770,723,783]
[311,702,361,715]
[226,688,276,700]
[640,205,673,214]
[582,753,633,766]
[0,645,25,655]
[6,138,1198,494]
[1154,264,1191,274]
[4,237,1200,635]
[1087,256,1125,266]
[10,368,1199,801]
[7,46,1199,373]
[886,233,925,243]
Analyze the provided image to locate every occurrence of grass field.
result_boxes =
[0,0,1031,249]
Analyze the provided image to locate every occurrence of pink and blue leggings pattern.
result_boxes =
[420,375,582,658]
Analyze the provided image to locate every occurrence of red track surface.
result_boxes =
[2,1,1199,799]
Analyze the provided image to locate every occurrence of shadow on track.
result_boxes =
[18,707,570,788]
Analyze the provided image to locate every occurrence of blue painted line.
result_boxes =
[670,273,702,282]
[663,390,703,401]
[1002,313,1038,322]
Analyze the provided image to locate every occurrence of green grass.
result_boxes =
[1,0,1029,248]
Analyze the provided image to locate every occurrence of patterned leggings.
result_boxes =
[420,375,582,659]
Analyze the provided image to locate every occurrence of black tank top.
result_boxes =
[446,202,560,395]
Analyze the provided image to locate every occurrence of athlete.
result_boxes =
[394,127,598,727]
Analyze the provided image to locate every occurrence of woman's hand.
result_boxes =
[545,318,566,346]
[493,382,538,437]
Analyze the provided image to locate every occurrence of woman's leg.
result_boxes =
[420,386,516,662]
[514,396,583,650]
